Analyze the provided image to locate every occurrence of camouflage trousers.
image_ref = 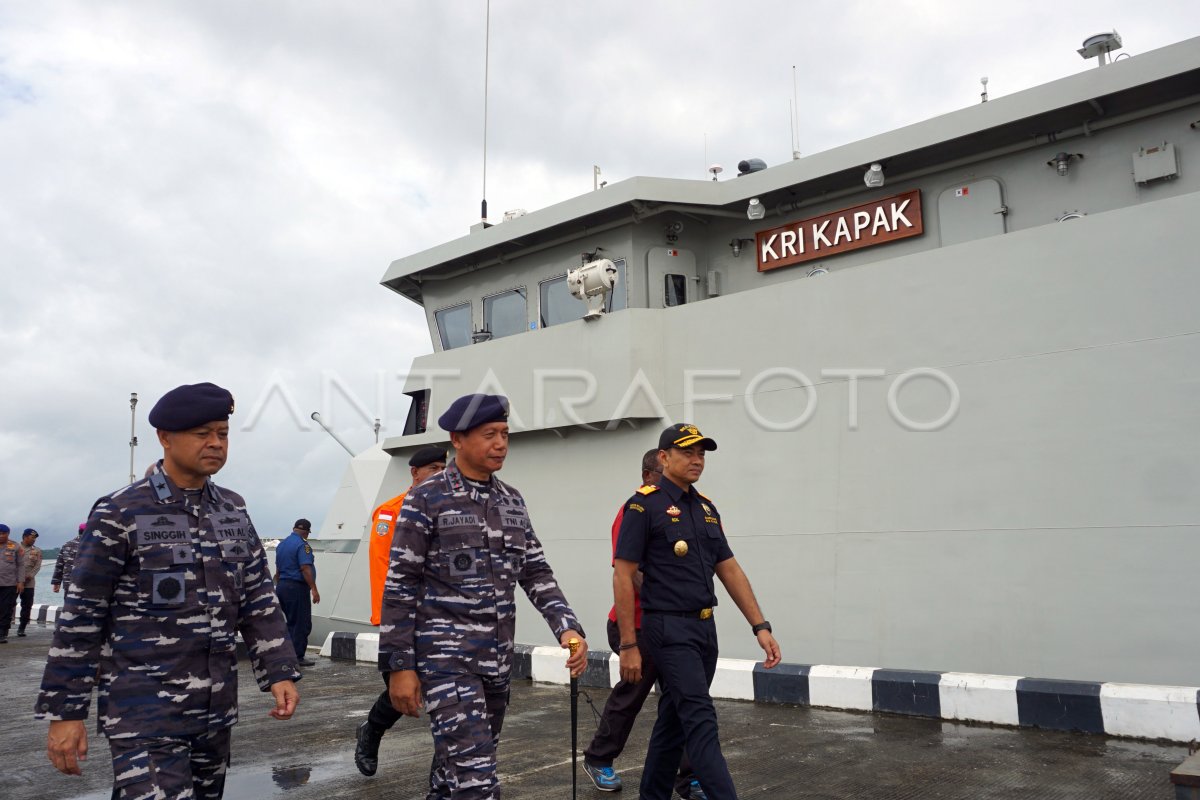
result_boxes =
[421,671,510,800]
[108,728,231,800]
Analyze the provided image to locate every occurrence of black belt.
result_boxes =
[645,608,713,620]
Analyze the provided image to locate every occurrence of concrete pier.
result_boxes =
[5,621,1185,799]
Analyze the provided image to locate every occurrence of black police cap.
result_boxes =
[438,394,509,433]
[148,383,235,431]
[293,519,312,532]
[658,423,718,452]
[408,446,448,468]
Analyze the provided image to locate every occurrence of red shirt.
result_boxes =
[607,498,643,629]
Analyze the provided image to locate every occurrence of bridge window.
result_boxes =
[435,302,472,350]
[539,275,584,327]
[483,287,527,340]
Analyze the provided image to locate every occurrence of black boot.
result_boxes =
[355,721,385,776]
[17,624,26,637]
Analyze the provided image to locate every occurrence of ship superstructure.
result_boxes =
[312,37,1200,688]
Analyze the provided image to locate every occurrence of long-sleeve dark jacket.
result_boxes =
[35,464,300,737]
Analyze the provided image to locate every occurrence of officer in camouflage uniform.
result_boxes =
[381,393,589,800]
[36,382,301,800]
[51,523,85,595]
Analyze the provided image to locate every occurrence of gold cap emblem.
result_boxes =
[673,540,689,557]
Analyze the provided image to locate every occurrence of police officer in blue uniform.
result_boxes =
[275,519,319,667]
[613,423,781,800]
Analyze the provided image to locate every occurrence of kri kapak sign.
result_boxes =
[756,189,923,272]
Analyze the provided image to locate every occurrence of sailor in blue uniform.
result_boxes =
[275,519,319,666]
[613,423,781,800]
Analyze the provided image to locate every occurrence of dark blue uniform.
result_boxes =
[275,531,315,660]
[614,478,736,800]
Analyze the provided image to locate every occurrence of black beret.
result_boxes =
[408,446,448,468]
[658,423,718,452]
[438,394,509,433]
[23,528,38,537]
[293,519,312,531]
[148,383,235,431]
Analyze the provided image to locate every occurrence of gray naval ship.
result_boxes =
[309,34,1199,700]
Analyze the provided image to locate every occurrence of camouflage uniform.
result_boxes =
[380,461,584,800]
[35,464,300,800]
[51,532,82,591]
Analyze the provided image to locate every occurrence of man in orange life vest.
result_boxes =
[355,445,447,777]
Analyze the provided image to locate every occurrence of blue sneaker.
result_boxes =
[582,761,623,792]
[679,779,708,800]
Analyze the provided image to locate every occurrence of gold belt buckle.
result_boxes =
[699,608,713,620]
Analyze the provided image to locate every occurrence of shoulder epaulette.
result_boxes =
[636,485,660,496]
[696,490,712,500]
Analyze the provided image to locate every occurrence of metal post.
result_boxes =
[374,418,381,444]
[128,392,138,484]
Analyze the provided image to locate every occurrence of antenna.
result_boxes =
[791,65,801,158]
[480,0,491,223]
[980,76,989,103]
[128,392,138,484]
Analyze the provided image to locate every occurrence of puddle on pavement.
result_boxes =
[67,760,340,798]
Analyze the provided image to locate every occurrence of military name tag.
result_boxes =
[439,513,483,528]
[212,513,250,540]
[134,515,191,545]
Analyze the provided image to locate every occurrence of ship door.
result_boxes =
[646,246,698,308]
[937,178,1007,247]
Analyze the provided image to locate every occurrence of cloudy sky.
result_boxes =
[2,2,1197,546]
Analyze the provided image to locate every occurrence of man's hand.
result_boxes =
[560,630,588,678]
[618,646,642,685]
[269,680,299,720]
[16,582,23,593]
[388,670,423,718]
[52,585,60,593]
[311,588,321,604]
[47,719,88,776]
[757,631,782,669]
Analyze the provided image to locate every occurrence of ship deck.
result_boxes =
[6,623,1184,799]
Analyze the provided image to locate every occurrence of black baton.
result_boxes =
[569,637,580,800]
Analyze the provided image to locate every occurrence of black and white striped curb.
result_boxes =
[321,631,1200,743]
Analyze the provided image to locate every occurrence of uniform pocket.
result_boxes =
[423,680,462,713]
[111,746,156,796]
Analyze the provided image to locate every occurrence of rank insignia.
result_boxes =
[666,505,682,517]
[673,540,689,557]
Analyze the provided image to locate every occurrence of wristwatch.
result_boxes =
[751,620,772,635]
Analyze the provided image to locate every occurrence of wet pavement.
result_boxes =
[4,622,1185,799]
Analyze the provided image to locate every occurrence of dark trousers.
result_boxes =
[369,670,405,731]
[275,579,312,659]
[639,613,736,800]
[18,584,34,629]
[0,585,16,636]
[108,728,231,800]
[584,619,694,794]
